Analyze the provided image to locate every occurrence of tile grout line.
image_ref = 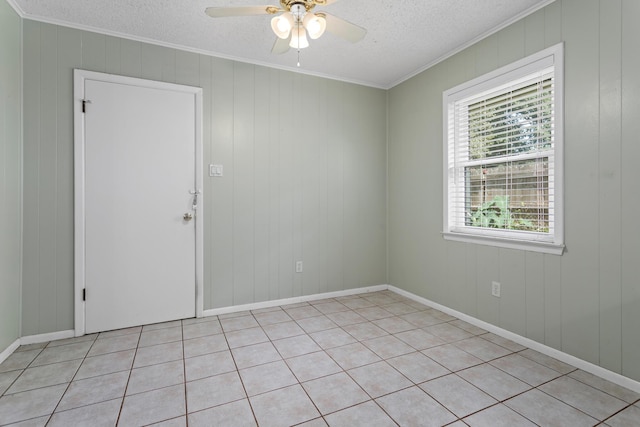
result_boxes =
[12,338,96,415]
[530,373,624,424]
[221,310,261,426]
[295,297,445,425]
[597,399,639,426]
[181,319,188,427]
[44,333,99,425]
[114,329,142,426]
[0,347,46,400]
[0,342,52,425]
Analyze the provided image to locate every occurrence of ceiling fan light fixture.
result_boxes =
[303,13,326,39]
[205,0,368,60]
[271,13,293,39]
[289,25,309,49]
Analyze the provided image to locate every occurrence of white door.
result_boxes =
[76,72,201,334]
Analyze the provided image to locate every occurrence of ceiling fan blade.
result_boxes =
[205,6,281,18]
[272,35,291,54]
[322,13,367,43]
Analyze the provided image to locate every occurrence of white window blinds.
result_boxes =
[443,44,564,254]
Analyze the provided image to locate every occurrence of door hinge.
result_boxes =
[82,288,86,301]
[82,99,91,113]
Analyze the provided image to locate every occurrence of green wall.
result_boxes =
[20,20,388,335]
[0,0,22,352]
[388,0,640,381]
[9,0,640,385]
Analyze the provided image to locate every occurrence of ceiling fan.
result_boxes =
[205,0,367,55]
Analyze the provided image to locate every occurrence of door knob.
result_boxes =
[183,212,193,221]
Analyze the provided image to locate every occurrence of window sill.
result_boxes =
[442,231,565,255]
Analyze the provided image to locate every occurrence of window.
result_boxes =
[443,43,564,254]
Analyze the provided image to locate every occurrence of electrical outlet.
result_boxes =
[491,281,501,298]
[295,261,303,273]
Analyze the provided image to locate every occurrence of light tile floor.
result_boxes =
[0,290,638,426]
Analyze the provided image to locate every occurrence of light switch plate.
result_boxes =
[209,164,223,177]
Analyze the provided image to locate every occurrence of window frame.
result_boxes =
[442,43,564,255]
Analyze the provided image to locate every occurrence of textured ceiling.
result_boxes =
[9,0,554,88]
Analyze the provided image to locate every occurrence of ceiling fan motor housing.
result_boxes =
[280,0,319,13]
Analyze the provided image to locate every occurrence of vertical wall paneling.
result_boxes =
[497,19,525,67]
[524,9,546,55]
[267,68,281,300]
[464,244,478,318]
[423,65,448,304]
[119,39,141,77]
[300,75,320,297]
[341,84,360,290]
[253,66,271,303]
[315,78,329,295]
[473,35,499,78]
[386,87,402,290]
[140,44,164,82]
[543,254,562,349]
[104,36,121,75]
[80,30,106,72]
[499,249,526,336]
[446,242,467,312]
[354,84,371,287]
[325,80,345,292]
[620,0,640,381]
[475,246,500,326]
[161,48,176,83]
[199,54,213,310]
[359,88,387,286]
[387,0,640,381]
[544,0,563,47]
[598,0,623,374]
[0,0,22,350]
[277,71,295,298]
[540,0,560,350]
[38,23,59,332]
[209,57,235,308]
[525,251,545,343]
[175,50,199,87]
[56,27,81,330]
[21,19,41,335]
[291,74,303,297]
[387,76,427,297]
[232,62,256,305]
[542,10,562,352]
[560,0,600,364]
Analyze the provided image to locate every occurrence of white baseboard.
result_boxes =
[202,284,388,317]
[19,330,75,345]
[387,285,640,395]
[0,330,76,366]
[0,339,20,365]
[3,284,637,395]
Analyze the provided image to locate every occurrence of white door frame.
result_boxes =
[73,69,204,337]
